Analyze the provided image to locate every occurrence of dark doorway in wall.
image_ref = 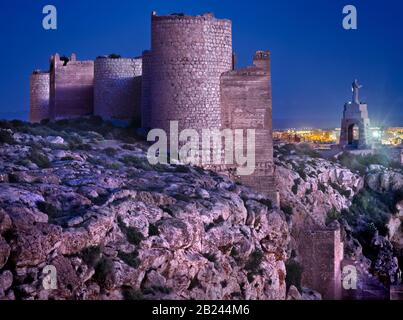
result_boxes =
[348,123,359,147]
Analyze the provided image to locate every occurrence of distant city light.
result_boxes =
[372,130,381,138]
[273,127,403,147]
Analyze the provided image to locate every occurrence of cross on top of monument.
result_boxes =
[352,79,363,104]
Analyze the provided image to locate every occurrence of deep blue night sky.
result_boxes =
[0,0,402,128]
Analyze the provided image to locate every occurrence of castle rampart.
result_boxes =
[94,56,142,123]
[220,51,275,197]
[140,50,152,129]
[28,13,277,201]
[29,71,50,123]
[143,12,233,133]
[49,53,94,120]
[298,227,344,299]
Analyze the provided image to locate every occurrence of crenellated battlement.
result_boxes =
[150,11,231,25]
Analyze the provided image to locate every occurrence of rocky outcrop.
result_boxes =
[274,145,363,231]
[365,166,403,275]
[275,144,403,298]
[366,167,403,194]
[0,236,10,270]
[0,121,290,300]
[371,233,400,284]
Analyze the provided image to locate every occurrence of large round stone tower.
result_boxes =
[29,71,50,123]
[142,12,233,132]
[94,56,142,122]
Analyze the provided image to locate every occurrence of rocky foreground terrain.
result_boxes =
[0,119,291,300]
[0,118,402,300]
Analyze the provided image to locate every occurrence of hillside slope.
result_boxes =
[0,119,289,300]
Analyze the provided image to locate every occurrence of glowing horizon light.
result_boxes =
[372,130,381,138]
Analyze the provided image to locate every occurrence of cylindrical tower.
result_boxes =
[29,71,50,123]
[143,12,233,132]
[94,56,142,122]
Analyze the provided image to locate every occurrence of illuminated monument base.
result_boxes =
[339,80,371,149]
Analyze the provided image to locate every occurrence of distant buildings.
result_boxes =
[273,129,337,145]
[273,127,403,149]
[380,128,403,146]
[273,80,402,150]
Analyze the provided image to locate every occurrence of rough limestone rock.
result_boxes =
[275,144,403,298]
[0,270,13,292]
[366,169,403,193]
[300,287,322,300]
[0,237,10,269]
[11,222,63,267]
[367,169,403,263]
[0,123,291,300]
[274,147,363,231]
[46,136,65,145]
[371,233,400,284]
[286,285,302,300]
[0,210,12,235]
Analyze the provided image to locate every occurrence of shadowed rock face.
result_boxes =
[274,143,403,299]
[274,144,364,231]
[0,121,289,300]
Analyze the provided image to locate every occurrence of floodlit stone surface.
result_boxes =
[0,121,289,300]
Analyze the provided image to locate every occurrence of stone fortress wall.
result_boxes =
[220,51,274,196]
[298,226,344,300]
[29,12,275,200]
[141,50,152,129]
[143,12,233,133]
[49,53,94,120]
[29,71,50,123]
[94,57,142,123]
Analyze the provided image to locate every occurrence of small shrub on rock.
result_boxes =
[122,287,144,300]
[203,253,217,263]
[28,148,51,168]
[245,249,264,275]
[318,183,327,193]
[338,151,395,175]
[148,224,160,236]
[81,246,102,267]
[37,201,60,219]
[285,259,303,291]
[326,207,341,225]
[104,147,118,157]
[0,130,17,144]
[94,257,114,285]
[118,251,140,269]
[281,204,293,216]
[291,184,298,195]
[257,198,273,210]
[121,155,166,172]
[118,217,144,246]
